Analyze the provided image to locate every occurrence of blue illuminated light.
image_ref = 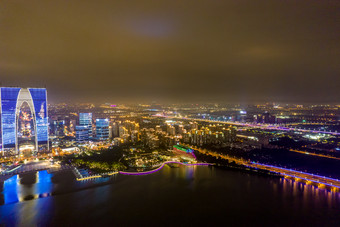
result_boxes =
[1,88,21,148]
[29,88,48,144]
[3,175,19,204]
[0,87,49,153]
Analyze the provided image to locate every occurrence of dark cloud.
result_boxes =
[0,0,339,103]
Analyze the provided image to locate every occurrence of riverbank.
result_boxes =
[1,164,339,226]
[74,161,211,180]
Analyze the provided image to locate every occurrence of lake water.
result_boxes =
[0,166,339,226]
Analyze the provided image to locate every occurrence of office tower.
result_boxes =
[52,120,65,136]
[0,87,49,155]
[79,113,92,136]
[75,125,89,143]
[96,118,109,140]
[111,121,119,138]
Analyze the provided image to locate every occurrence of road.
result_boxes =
[289,149,340,161]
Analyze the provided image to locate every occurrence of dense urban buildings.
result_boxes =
[0,102,339,226]
[0,0,339,225]
[39,102,340,156]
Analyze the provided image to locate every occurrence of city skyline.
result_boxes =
[0,1,339,225]
[0,87,339,225]
[0,0,339,103]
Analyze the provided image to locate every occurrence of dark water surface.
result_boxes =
[0,166,339,226]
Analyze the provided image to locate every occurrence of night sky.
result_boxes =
[0,0,339,103]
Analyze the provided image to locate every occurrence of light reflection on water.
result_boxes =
[3,170,53,204]
[3,175,19,204]
[0,166,339,226]
[36,170,52,198]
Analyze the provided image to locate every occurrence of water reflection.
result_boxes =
[36,170,52,198]
[2,170,53,204]
[1,166,340,226]
[185,166,194,180]
[3,175,19,204]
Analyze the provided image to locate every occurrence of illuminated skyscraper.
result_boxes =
[96,118,109,141]
[79,113,92,136]
[75,125,89,143]
[0,87,49,155]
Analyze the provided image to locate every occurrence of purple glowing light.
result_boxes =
[119,162,211,176]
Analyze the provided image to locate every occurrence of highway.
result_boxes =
[289,149,340,161]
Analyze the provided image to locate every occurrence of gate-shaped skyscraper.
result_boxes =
[0,87,49,155]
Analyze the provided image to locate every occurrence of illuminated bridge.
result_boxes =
[249,162,340,190]
[189,146,340,191]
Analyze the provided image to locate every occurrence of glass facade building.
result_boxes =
[79,113,92,136]
[96,118,109,141]
[0,87,49,155]
[28,88,48,145]
[1,88,21,149]
[75,125,89,143]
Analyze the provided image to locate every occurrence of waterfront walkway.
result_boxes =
[75,161,211,180]
[0,161,72,182]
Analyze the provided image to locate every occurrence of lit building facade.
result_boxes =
[79,113,92,136]
[75,125,89,143]
[96,118,109,141]
[0,87,49,155]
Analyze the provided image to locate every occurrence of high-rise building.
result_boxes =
[96,118,109,141]
[155,125,162,132]
[178,125,184,134]
[111,121,119,138]
[190,122,198,130]
[52,120,65,136]
[69,119,76,133]
[75,125,89,143]
[119,125,128,138]
[167,124,176,136]
[169,126,176,136]
[79,113,92,136]
[0,87,49,155]
[255,112,276,124]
